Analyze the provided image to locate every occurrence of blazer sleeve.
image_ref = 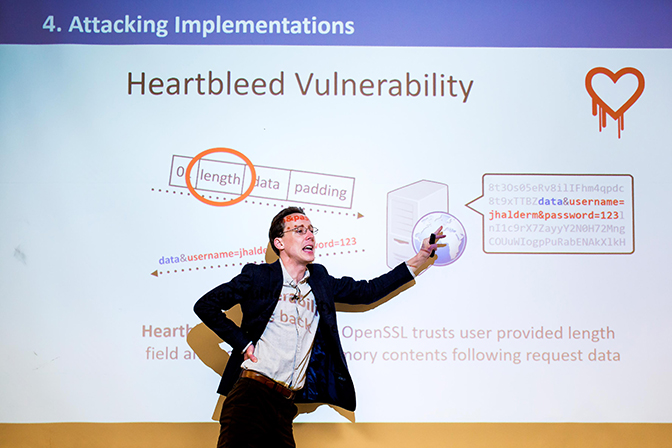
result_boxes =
[193,264,255,354]
[325,262,414,306]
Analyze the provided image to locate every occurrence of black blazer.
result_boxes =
[194,260,413,411]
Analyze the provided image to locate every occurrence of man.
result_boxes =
[194,206,442,448]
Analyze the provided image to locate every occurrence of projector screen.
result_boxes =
[1,1,671,424]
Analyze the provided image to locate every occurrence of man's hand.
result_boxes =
[406,226,446,275]
[244,344,258,363]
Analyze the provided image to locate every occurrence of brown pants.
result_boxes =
[217,378,298,448]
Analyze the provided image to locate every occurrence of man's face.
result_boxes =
[276,213,316,265]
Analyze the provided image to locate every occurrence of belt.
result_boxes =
[239,370,297,400]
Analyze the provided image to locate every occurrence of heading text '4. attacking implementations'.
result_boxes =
[50,15,355,38]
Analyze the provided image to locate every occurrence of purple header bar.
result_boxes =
[1,0,671,48]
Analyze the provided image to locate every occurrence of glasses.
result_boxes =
[284,226,318,236]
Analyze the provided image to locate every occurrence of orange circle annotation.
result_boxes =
[185,147,257,206]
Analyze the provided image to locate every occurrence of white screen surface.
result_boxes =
[1,3,671,424]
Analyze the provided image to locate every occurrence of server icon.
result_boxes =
[386,180,449,268]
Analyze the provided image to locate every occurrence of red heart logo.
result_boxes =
[585,67,645,138]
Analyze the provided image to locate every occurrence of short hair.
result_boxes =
[268,206,306,255]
